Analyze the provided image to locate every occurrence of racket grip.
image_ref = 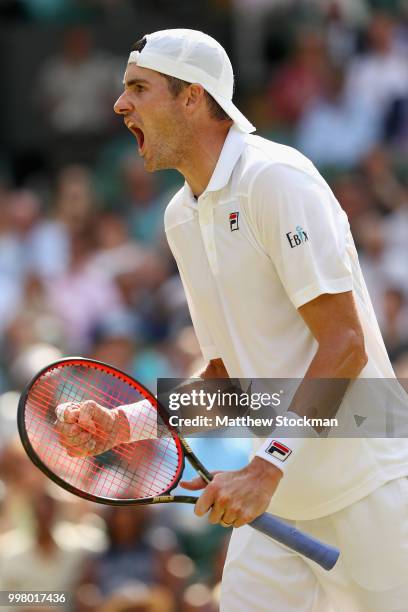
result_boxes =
[250,513,339,571]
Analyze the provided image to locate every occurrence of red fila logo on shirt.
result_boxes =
[265,440,292,462]
[229,212,239,231]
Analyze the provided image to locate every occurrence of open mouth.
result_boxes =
[127,124,145,153]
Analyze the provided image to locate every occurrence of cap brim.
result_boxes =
[210,92,256,134]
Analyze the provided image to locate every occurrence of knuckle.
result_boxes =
[228,504,239,516]
[241,513,252,524]
[208,480,219,493]
[219,492,232,506]
[217,494,228,506]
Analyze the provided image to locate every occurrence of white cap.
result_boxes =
[127,28,256,134]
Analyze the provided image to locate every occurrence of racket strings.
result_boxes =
[29,373,174,461]
[30,404,177,488]
[23,363,182,500]
[28,408,179,498]
[28,400,178,493]
[31,385,170,458]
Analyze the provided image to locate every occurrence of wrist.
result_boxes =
[114,408,131,444]
[248,455,284,483]
[254,410,318,475]
[119,400,158,442]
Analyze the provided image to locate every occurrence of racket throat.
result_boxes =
[197,468,212,484]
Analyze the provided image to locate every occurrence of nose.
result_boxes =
[114,90,132,115]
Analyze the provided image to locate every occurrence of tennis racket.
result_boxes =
[17,357,339,570]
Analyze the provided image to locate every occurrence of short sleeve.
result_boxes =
[247,163,353,308]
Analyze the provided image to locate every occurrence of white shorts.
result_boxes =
[221,477,408,612]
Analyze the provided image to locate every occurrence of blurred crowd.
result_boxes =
[1,0,408,610]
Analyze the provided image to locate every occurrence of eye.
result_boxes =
[136,85,145,92]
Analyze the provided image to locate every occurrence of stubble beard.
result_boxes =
[143,141,182,173]
[143,128,190,174]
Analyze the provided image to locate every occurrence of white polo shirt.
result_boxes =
[164,125,408,520]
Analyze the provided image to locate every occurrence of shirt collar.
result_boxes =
[183,125,247,206]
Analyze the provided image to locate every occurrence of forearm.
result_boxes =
[289,333,368,428]
[255,332,368,472]
[192,357,229,379]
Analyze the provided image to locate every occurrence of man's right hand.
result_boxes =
[54,401,131,457]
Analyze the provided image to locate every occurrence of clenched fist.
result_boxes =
[55,401,131,457]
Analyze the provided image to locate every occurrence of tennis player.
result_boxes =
[57,30,408,611]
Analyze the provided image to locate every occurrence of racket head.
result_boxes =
[17,357,185,506]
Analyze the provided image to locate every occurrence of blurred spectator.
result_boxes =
[0,489,95,599]
[394,351,408,378]
[53,165,97,235]
[9,342,63,389]
[36,26,123,165]
[355,212,392,315]
[90,310,137,371]
[382,204,408,296]
[381,288,408,358]
[89,212,161,286]
[46,229,126,353]
[295,64,379,168]
[323,0,361,65]
[26,164,97,281]
[345,12,408,127]
[155,275,192,338]
[385,95,408,153]
[120,155,168,246]
[132,343,181,394]
[6,277,65,359]
[0,439,45,506]
[266,27,329,128]
[76,506,177,603]
[360,147,407,212]
[331,173,372,224]
[0,393,21,449]
[359,149,408,294]
[316,0,370,26]
[0,190,26,334]
[6,165,98,288]
[231,0,283,87]
[99,582,174,612]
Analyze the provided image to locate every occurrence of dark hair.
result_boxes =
[132,37,231,123]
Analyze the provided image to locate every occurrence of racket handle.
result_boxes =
[250,513,339,571]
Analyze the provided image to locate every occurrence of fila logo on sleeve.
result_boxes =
[229,212,239,231]
[265,440,292,462]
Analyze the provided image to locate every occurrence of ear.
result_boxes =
[184,83,206,114]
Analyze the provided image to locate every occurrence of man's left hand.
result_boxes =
[179,457,283,528]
